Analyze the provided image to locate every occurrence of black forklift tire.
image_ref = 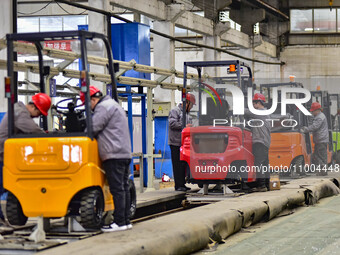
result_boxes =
[129,179,137,219]
[79,189,104,229]
[6,192,28,226]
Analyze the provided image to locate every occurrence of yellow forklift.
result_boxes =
[4,30,136,230]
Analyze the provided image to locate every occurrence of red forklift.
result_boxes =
[180,60,257,194]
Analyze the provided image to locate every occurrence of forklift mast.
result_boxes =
[329,94,340,129]
[6,30,118,140]
[182,60,253,127]
[259,82,309,128]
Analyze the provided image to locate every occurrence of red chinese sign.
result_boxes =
[43,40,73,51]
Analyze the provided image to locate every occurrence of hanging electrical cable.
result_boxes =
[54,2,87,15]
[18,1,87,16]
[18,0,53,15]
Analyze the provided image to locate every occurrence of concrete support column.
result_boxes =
[203,35,221,77]
[239,47,255,82]
[0,0,13,112]
[88,0,107,91]
[153,21,175,106]
[149,21,175,188]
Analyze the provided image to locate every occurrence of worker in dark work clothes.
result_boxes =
[80,86,132,232]
[301,102,329,176]
[244,93,271,192]
[168,93,195,192]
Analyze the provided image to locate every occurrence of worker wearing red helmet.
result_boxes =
[81,86,132,232]
[301,102,329,175]
[168,93,196,192]
[79,85,102,105]
[0,92,51,226]
[244,93,271,192]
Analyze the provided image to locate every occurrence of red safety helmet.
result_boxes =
[32,93,51,116]
[310,102,321,112]
[80,85,101,103]
[186,93,196,105]
[253,93,266,103]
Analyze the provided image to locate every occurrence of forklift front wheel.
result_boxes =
[79,189,104,229]
[6,192,28,226]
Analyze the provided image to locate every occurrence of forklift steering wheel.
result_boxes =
[55,98,86,133]
[55,97,84,113]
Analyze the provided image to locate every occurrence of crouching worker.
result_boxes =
[80,86,132,232]
[0,93,51,225]
[301,102,329,176]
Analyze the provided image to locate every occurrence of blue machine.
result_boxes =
[154,117,173,178]
[0,113,5,123]
[111,22,150,81]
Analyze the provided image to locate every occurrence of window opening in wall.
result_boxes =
[290,9,313,33]
[254,22,260,34]
[314,8,336,32]
[18,15,88,33]
[291,8,340,33]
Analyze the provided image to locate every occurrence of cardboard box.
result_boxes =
[159,181,175,189]
[269,174,280,190]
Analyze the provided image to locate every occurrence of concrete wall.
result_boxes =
[280,46,340,93]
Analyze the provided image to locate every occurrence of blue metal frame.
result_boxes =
[120,87,147,185]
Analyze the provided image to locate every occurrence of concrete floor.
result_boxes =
[197,195,340,255]
[37,175,340,255]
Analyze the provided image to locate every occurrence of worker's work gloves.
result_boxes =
[300,126,309,133]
